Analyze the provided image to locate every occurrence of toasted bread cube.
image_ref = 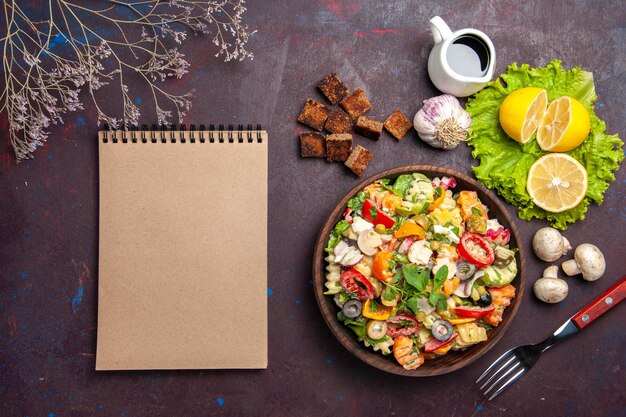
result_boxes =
[384,110,413,140]
[354,116,383,140]
[299,132,326,158]
[339,89,372,119]
[325,109,353,134]
[318,73,348,104]
[344,145,373,176]
[297,99,330,131]
[326,133,353,162]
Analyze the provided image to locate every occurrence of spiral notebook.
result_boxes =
[96,125,268,370]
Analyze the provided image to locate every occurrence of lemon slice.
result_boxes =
[536,96,591,152]
[499,87,548,143]
[527,154,588,212]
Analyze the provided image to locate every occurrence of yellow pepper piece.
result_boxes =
[443,277,460,297]
[428,187,446,212]
[448,317,477,325]
[362,299,393,320]
[394,221,426,239]
[433,344,453,355]
[380,192,403,215]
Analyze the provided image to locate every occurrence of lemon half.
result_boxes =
[498,87,548,143]
[536,96,591,152]
[527,153,588,212]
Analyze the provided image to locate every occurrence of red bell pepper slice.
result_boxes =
[386,313,419,337]
[362,199,395,229]
[424,333,458,352]
[454,305,496,318]
[339,269,375,301]
[458,233,495,267]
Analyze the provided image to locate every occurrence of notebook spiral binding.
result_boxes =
[101,124,263,144]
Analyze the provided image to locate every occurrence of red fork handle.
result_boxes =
[572,276,626,329]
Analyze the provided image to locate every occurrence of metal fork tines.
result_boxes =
[476,347,530,400]
[477,319,579,401]
[477,277,626,401]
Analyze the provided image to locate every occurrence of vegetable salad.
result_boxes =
[324,173,518,370]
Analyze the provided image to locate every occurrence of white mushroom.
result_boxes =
[562,243,605,281]
[534,266,569,303]
[357,230,383,256]
[532,227,572,262]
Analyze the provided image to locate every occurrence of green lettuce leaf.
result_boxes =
[466,60,623,229]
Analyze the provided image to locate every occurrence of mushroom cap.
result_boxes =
[574,243,606,281]
[534,277,568,303]
[532,227,570,262]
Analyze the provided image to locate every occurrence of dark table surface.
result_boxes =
[1,1,625,416]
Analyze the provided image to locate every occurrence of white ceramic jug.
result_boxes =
[427,16,496,97]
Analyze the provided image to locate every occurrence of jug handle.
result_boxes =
[430,16,453,44]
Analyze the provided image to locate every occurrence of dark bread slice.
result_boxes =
[299,132,326,157]
[344,145,373,176]
[339,89,372,119]
[354,116,383,140]
[325,109,353,134]
[384,110,413,140]
[326,133,353,162]
[318,73,348,104]
[297,99,330,131]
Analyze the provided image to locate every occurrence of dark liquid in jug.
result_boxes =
[446,35,490,78]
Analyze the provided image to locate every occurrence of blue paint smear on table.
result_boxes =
[338,394,344,401]
[216,397,225,407]
[476,404,483,411]
[295,299,301,305]
[135,96,141,104]
[71,286,84,312]
[76,116,86,126]
[49,413,55,417]
[267,288,273,296]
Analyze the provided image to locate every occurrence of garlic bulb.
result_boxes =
[413,94,472,149]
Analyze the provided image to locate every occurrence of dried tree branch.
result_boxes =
[1,0,255,161]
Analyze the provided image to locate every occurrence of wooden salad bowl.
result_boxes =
[312,165,526,377]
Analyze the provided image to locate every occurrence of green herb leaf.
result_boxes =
[428,291,448,310]
[471,206,482,216]
[387,174,414,198]
[347,191,366,211]
[406,296,419,315]
[370,206,378,219]
[392,266,403,283]
[326,220,350,250]
[403,265,429,292]
[393,253,409,264]
[383,285,397,301]
[434,186,443,198]
[432,265,449,290]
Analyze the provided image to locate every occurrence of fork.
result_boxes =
[477,275,626,401]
